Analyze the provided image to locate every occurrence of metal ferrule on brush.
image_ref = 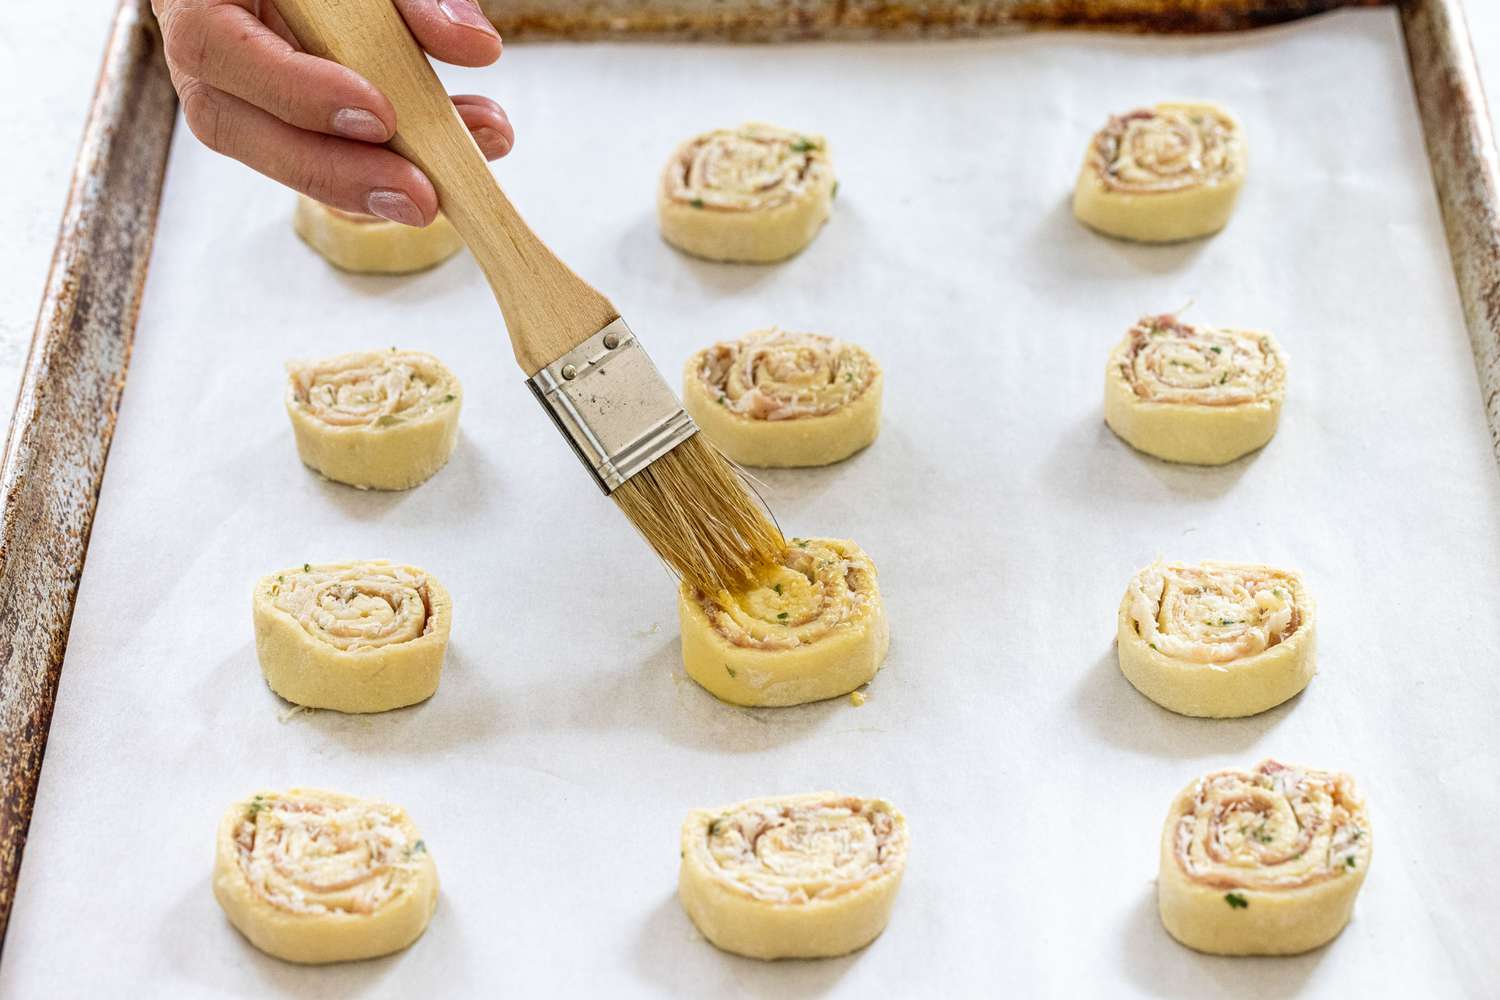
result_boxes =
[527,318,698,494]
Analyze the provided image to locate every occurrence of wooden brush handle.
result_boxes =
[275,0,617,375]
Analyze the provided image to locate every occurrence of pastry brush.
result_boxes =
[275,0,783,594]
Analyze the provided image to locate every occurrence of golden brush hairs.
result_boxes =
[1117,560,1314,718]
[1104,314,1287,466]
[1158,761,1371,955]
[1073,101,1246,242]
[252,561,452,713]
[658,123,837,263]
[293,195,463,273]
[285,349,462,490]
[213,788,439,964]
[683,328,882,468]
[277,0,783,597]
[679,793,909,959]
[679,537,888,706]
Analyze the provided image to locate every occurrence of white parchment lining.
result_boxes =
[4,9,1498,997]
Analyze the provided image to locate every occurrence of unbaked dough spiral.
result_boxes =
[678,792,909,959]
[213,788,439,964]
[1073,101,1246,242]
[1117,560,1314,717]
[683,328,881,467]
[678,537,888,706]
[293,195,463,274]
[285,349,462,490]
[658,123,837,262]
[1158,760,1371,955]
[253,560,452,713]
[1105,314,1286,465]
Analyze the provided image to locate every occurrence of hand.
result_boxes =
[154,0,513,226]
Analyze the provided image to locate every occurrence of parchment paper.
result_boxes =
[4,9,1498,997]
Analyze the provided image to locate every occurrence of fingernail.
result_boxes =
[332,108,388,142]
[366,189,425,227]
[437,0,497,34]
[470,126,511,157]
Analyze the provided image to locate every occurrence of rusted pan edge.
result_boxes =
[0,0,176,951]
[1402,0,1500,467]
[480,0,1386,40]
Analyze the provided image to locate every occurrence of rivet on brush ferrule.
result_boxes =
[526,318,699,495]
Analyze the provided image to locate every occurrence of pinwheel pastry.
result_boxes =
[1118,560,1314,718]
[658,122,837,263]
[1105,313,1286,465]
[213,787,439,964]
[1158,760,1371,955]
[679,537,887,707]
[1073,101,1246,242]
[253,560,452,713]
[679,792,909,959]
[285,349,462,490]
[293,195,464,274]
[683,328,881,467]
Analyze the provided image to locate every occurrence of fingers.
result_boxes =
[393,0,503,67]
[452,94,514,159]
[163,1,396,142]
[177,78,439,225]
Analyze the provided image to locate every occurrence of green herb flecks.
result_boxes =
[725,665,737,678]
[773,584,783,595]
[831,181,840,199]
[791,138,818,153]
[303,563,311,573]
[247,795,268,818]
[1225,892,1249,909]
[440,394,455,404]
[690,198,704,208]
[1345,856,1356,869]
[376,414,401,427]
[777,612,789,621]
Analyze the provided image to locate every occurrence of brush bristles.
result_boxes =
[612,434,784,594]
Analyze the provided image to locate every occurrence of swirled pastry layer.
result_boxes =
[1158,760,1370,955]
[1104,314,1286,465]
[683,328,881,467]
[253,560,452,713]
[678,537,888,706]
[293,195,463,274]
[1117,560,1315,718]
[213,788,439,964]
[285,349,462,490]
[658,123,837,262]
[1073,101,1246,242]
[678,792,909,959]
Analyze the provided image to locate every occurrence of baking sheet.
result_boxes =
[4,8,1498,996]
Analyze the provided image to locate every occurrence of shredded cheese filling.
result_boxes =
[1127,561,1304,666]
[698,796,906,904]
[233,791,424,916]
[271,562,433,652]
[696,328,876,421]
[664,123,829,212]
[288,350,458,429]
[1118,314,1285,406]
[1090,105,1240,193]
[696,539,876,651]
[1174,760,1369,890]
